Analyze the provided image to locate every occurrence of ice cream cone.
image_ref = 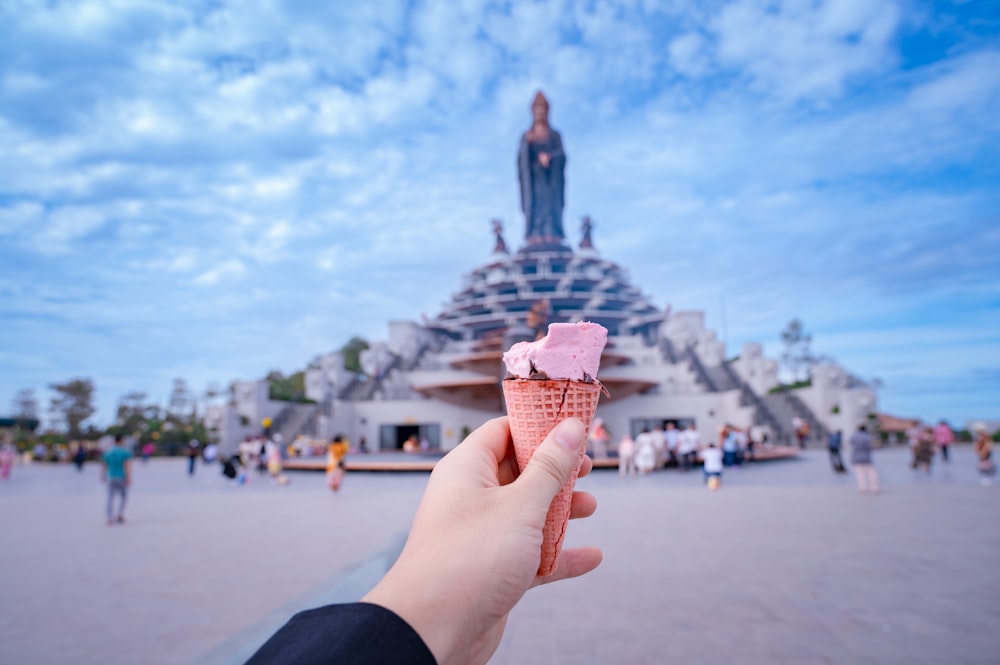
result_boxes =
[502,378,602,576]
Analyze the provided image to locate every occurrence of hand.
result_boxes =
[538,151,550,168]
[362,416,602,665]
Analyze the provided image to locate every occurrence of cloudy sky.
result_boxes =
[2,0,997,428]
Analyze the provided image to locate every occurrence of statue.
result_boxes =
[491,219,509,254]
[579,215,594,250]
[518,91,566,245]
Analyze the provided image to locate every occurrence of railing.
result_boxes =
[684,345,718,392]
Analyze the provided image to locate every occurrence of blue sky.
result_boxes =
[1,0,998,428]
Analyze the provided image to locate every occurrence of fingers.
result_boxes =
[514,418,587,516]
[568,490,596,519]
[530,546,603,588]
[579,454,593,478]
[441,417,510,480]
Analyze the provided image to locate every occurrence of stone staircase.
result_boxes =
[661,343,827,446]
[760,390,828,447]
[273,402,318,444]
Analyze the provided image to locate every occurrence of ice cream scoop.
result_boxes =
[502,321,608,381]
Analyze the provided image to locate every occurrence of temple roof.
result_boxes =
[428,246,663,341]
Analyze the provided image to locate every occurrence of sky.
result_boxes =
[1,0,998,429]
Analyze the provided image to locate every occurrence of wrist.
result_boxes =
[362,556,470,665]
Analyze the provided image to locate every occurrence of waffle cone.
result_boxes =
[502,378,602,576]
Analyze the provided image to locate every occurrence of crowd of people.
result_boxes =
[606,421,769,490]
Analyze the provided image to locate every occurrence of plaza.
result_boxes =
[1,444,997,664]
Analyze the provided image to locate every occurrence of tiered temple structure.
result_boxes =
[206,93,877,453]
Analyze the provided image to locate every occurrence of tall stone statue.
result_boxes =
[518,91,566,245]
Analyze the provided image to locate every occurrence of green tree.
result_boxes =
[341,336,370,374]
[110,391,161,437]
[11,388,39,420]
[49,378,96,438]
[780,319,817,383]
[167,378,194,422]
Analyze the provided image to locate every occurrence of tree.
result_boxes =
[167,378,194,421]
[780,319,817,383]
[49,378,96,438]
[341,336,370,374]
[113,391,161,436]
[12,388,39,420]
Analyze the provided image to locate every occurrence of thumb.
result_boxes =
[515,418,588,515]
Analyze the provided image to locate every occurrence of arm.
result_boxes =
[124,458,132,487]
[362,416,599,665]
[252,417,600,665]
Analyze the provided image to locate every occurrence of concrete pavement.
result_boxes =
[1,444,997,664]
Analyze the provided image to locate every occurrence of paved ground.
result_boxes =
[1,444,997,664]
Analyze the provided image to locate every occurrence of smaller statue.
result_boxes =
[579,215,595,250]
[525,299,551,340]
[491,219,509,254]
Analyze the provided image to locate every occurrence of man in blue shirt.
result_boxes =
[102,435,132,525]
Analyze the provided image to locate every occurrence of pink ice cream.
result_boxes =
[502,322,608,381]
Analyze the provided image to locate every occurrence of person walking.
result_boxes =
[101,435,132,525]
[827,430,846,473]
[913,427,935,474]
[974,429,995,486]
[934,420,954,463]
[326,435,349,492]
[617,434,635,477]
[849,424,880,494]
[0,442,15,480]
[186,439,200,476]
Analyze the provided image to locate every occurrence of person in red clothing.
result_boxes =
[933,420,955,463]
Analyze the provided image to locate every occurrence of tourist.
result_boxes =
[257,436,268,476]
[0,441,15,480]
[649,423,666,469]
[588,417,610,460]
[934,420,954,463]
[913,427,935,474]
[634,428,655,474]
[203,441,219,464]
[678,422,699,471]
[266,437,283,480]
[702,441,723,490]
[827,430,846,473]
[102,435,132,525]
[849,424,880,494]
[71,441,87,471]
[326,435,348,492]
[141,441,154,463]
[617,433,635,477]
[664,421,680,467]
[246,417,599,665]
[186,439,200,476]
[974,429,995,486]
[721,425,739,467]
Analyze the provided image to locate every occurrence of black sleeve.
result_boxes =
[246,602,437,665]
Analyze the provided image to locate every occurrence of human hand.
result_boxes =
[538,151,550,167]
[362,416,602,665]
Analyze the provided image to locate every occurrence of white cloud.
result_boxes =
[669,31,711,77]
[192,259,245,286]
[0,201,43,233]
[710,0,901,102]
